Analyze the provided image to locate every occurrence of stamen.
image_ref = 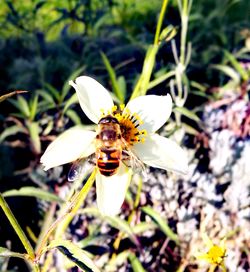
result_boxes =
[102,104,148,146]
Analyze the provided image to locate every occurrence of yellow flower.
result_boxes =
[195,233,227,272]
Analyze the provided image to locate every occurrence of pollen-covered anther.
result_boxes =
[110,106,147,146]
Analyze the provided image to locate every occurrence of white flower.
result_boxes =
[41,76,188,216]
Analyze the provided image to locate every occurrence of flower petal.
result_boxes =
[95,164,131,216]
[125,94,172,133]
[132,134,188,174]
[41,126,96,170]
[69,76,114,124]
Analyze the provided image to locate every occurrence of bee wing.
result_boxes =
[122,149,146,176]
[68,155,95,182]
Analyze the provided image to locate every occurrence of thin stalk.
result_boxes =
[0,193,35,259]
[130,0,170,100]
[36,169,96,258]
[54,168,97,238]
[180,0,189,66]
[154,0,169,45]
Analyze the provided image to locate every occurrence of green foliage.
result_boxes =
[46,240,100,272]
[0,0,249,271]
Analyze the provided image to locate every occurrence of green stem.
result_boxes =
[36,169,96,258]
[154,0,169,45]
[180,0,189,65]
[130,0,170,100]
[54,168,97,238]
[0,193,35,259]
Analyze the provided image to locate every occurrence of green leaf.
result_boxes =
[148,70,175,90]
[80,207,139,246]
[141,206,179,243]
[2,187,63,203]
[104,216,139,246]
[182,123,200,135]
[117,76,127,101]
[17,96,30,118]
[37,89,56,105]
[212,64,240,83]
[65,109,82,125]
[107,251,130,271]
[29,94,39,121]
[44,83,60,102]
[174,107,200,123]
[132,222,156,235]
[9,96,30,118]
[27,121,41,154]
[62,93,78,114]
[224,50,249,81]
[47,240,100,272]
[0,90,28,103]
[128,253,146,272]
[0,125,26,143]
[100,52,124,102]
[61,66,85,103]
[131,44,159,99]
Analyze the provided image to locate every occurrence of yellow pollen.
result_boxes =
[109,104,147,146]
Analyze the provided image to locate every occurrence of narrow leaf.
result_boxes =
[80,207,139,246]
[65,109,82,125]
[17,96,30,118]
[3,187,63,203]
[44,83,60,101]
[212,64,240,83]
[100,52,124,102]
[104,216,139,246]
[0,125,26,143]
[174,107,200,123]
[0,247,27,260]
[47,240,100,272]
[27,122,41,154]
[128,253,146,272]
[61,66,85,102]
[62,93,78,113]
[224,50,249,81]
[29,94,39,121]
[141,206,179,243]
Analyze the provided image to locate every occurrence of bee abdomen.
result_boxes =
[97,149,120,176]
[97,159,120,176]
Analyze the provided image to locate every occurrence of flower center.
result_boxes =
[101,104,147,146]
[207,245,225,264]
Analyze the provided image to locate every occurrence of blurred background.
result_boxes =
[0,0,249,271]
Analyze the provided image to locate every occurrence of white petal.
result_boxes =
[133,134,188,174]
[96,164,131,216]
[40,126,96,170]
[126,94,172,133]
[69,76,114,124]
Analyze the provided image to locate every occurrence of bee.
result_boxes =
[68,115,145,181]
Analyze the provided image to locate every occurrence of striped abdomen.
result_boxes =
[96,148,121,176]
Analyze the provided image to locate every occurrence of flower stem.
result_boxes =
[0,193,35,259]
[54,168,97,238]
[35,169,97,258]
[130,0,170,100]
[154,0,169,45]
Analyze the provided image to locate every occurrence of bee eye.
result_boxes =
[118,134,121,139]
[96,134,100,139]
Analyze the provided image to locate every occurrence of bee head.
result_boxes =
[98,115,119,124]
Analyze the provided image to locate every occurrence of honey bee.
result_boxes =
[68,115,145,181]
